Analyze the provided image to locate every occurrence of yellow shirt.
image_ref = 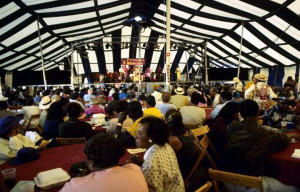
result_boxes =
[245,81,253,91]
[126,117,144,138]
[143,108,162,118]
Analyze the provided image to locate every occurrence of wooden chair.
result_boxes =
[194,181,212,192]
[56,137,86,146]
[208,168,264,192]
[191,125,220,169]
[21,114,42,134]
[185,141,207,186]
[8,105,23,112]
[184,123,198,130]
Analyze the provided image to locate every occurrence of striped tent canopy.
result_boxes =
[1,0,300,76]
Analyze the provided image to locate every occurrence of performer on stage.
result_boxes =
[133,66,139,82]
[145,67,151,80]
[176,66,181,81]
[119,65,124,81]
[124,65,128,80]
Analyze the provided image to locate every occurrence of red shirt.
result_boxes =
[84,105,106,115]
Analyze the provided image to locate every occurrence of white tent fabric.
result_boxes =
[0,0,299,74]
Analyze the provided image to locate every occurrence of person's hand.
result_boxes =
[286,133,300,141]
[118,111,127,124]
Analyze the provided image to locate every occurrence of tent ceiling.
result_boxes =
[0,0,300,73]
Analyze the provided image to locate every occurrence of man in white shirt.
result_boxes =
[210,91,233,119]
[180,92,206,126]
[69,92,85,112]
[209,87,220,107]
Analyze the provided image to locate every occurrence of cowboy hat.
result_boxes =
[39,96,54,110]
[174,87,185,95]
[233,77,240,83]
[255,73,268,81]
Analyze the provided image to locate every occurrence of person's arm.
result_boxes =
[245,85,254,99]
[169,136,182,152]
[142,157,164,192]
[113,111,127,136]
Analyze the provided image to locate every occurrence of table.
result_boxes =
[80,118,107,133]
[0,144,144,191]
[267,130,300,187]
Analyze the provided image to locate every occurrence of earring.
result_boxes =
[149,139,152,143]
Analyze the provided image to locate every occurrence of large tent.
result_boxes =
[1,0,300,84]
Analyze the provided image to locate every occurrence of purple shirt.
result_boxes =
[85,105,106,115]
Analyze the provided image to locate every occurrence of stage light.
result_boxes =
[134,16,142,22]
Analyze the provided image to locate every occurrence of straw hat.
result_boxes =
[151,91,162,101]
[174,87,185,95]
[255,73,268,81]
[39,96,54,110]
[233,77,240,83]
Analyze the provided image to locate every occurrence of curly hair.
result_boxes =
[84,133,125,169]
[66,102,81,118]
[46,102,65,120]
[139,117,170,146]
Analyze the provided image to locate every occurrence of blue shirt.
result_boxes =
[119,93,129,100]
[33,95,41,105]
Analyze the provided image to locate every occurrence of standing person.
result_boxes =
[176,66,181,81]
[233,77,243,93]
[133,117,185,192]
[119,66,125,82]
[245,74,258,92]
[60,134,148,192]
[224,99,300,192]
[245,73,277,113]
[156,66,162,81]
[145,67,151,80]
[124,65,128,79]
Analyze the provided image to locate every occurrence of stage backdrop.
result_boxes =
[13,70,71,86]
[121,58,146,65]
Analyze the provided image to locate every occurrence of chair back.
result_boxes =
[191,125,220,169]
[184,141,206,186]
[208,168,264,192]
[21,114,42,134]
[184,123,198,130]
[194,181,212,192]
[56,137,86,146]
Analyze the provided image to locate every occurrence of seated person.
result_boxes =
[107,100,133,135]
[83,88,96,107]
[60,133,148,192]
[22,98,40,128]
[165,109,197,180]
[0,96,16,119]
[59,103,93,140]
[84,98,105,116]
[0,116,35,165]
[180,92,206,126]
[210,91,232,119]
[119,88,129,100]
[170,87,189,108]
[158,92,176,115]
[143,96,162,118]
[138,94,147,110]
[263,92,297,128]
[225,99,300,192]
[114,101,143,147]
[69,92,85,112]
[105,93,119,116]
[43,102,66,147]
[133,117,185,192]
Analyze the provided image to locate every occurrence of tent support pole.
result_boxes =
[165,0,171,91]
[204,42,208,85]
[37,16,47,90]
[274,65,279,86]
[138,24,142,92]
[237,22,244,79]
[70,44,74,90]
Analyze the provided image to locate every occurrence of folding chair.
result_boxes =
[191,125,220,169]
[56,137,86,146]
[184,141,207,187]
[208,168,264,192]
[184,123,198,130]
[21,114,42,134]
[194,181,212,192]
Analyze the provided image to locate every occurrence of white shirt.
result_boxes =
[22,106,40,127]
[142,144,185,192]
[83,94,96,107]
[212,94,220,107]
[106,116,133,135]
[210,101,231,119]
[180,106,206,126]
